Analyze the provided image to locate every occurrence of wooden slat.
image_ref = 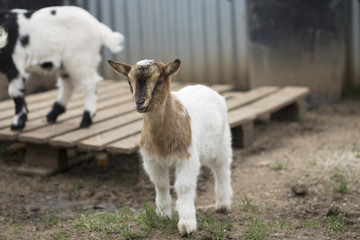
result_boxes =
[209,84,234,94]
[106,133,141,154]
[50,111,141,148]
[242,87,309,116]
[226,86,279,110]
[78,120,143,151]
[228,87,309,127]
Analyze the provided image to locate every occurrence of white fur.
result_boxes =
[141,85,233,236]
[136,59,155,66]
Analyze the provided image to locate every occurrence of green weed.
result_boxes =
[241,195,259,212]
[268,161,286,171]
[330,169,348,194]
[244,218,268,240]
[305,218,321,228]
[272,218,293,230]
[40,212,60,228]
[198,214,232,240]
[328,214,346,234]
[51,231,69,240]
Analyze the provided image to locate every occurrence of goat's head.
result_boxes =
[108,59,181,113]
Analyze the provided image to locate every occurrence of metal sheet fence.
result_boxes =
[75,0,248,88]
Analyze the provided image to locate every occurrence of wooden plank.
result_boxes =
[0,85,132,130]
[0,81,130,122]
[228,87,309,128]
[242,87,309,117]
[0,93,135,140]
[226,86,279,110]
[209,84,234,94]
[106,133,141,154]
[50,111,141,148]
[78,120,143,151]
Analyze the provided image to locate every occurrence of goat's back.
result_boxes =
[172,85,229,161]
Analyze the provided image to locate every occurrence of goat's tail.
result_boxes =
[0,27,8,49]
[99,23,125,53]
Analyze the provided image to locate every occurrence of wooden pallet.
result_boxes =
[0,80,309,176]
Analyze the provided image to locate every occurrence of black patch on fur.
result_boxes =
[51,10,56,15]
[80,111,92,128]
[19,34,29,47]
[46,102,65,122]
[40,62,53,70]
[24,10,35,19]
[0,11,20,81]
[60,73,69,79]
[13,97,24,114]
[11,113,27,131]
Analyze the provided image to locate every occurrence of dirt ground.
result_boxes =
[0,97,359,240]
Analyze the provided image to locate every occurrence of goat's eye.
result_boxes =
[156,79,162,86]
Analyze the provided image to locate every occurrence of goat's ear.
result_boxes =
[108,60,132,77]
[164,59,181,77]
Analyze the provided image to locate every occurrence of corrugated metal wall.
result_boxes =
[75,0,248,88]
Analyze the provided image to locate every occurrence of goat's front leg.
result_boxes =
[80,83,97,128]
[8,77,28,130]
[174,155,201,237]
[47,77,74,123]
[143,160,172,218]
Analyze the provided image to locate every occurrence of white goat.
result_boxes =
[0,6,124,130]
[108,59,233,236]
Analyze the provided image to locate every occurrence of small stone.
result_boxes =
[291,184,307,196]
[93,203,107,210]
[7,142,26,154]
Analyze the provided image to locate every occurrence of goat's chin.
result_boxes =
[136,106,148,113]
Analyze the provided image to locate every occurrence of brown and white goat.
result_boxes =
[108,59,233,236]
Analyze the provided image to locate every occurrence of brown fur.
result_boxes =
[140,95,192,160]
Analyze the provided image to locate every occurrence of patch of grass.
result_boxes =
[0,236,10,240]
[268,161,286,171]
[40,212,60,228]
[308,159,317,166]
[330,169,348,194]
[137,202,178,234]
[51,231,69,240]
[272,217,293,230]
[5,213,23,230]
[328,214,346,234]
[241,195,259,213]
[72,203,178,239]
[198,214,232,240]
[305,218,321,228]
[244,218,268,240]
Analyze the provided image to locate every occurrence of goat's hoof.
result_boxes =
[80,111,92,128]
[11,114,27,131]
[178,219,197,237]
[46,102,65,122]
[216,207,230,214]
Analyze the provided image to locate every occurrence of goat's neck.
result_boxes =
[141,93,192,159]
[143,93,177,126]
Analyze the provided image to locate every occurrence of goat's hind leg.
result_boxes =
[210,127,233,213]
[47,76,74,122]
[80,82,97,128]
[9,77,28,130]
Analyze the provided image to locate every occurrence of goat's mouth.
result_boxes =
[136,105,148,113]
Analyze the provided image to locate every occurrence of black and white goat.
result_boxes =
[0,6,124,130]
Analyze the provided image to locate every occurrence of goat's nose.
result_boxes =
[136,99,145,107]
